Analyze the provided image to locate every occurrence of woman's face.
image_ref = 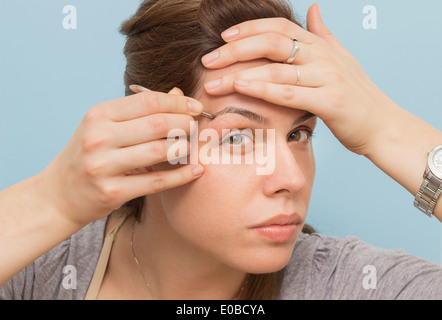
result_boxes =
[148,59,317,274]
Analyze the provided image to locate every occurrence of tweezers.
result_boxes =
[129,84,215,119]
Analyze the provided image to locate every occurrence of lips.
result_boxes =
[252,213,303,229]
[251,213,303,243]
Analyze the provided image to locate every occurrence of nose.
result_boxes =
[262,144,307,198]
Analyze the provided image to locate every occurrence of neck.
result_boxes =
[130,196,247,300]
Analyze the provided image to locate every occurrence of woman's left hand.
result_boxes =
[201,3,398,157]
[201,4,442,220]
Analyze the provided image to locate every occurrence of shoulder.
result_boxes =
[278,232,442,300]
[277,232,364,299]
[0,218,107,300]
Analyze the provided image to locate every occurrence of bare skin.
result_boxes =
[0,4,440,297]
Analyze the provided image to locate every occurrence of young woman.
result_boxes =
[1,0,441,300]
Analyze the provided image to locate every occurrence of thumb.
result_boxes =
[307,4,344,50]
[168,87,185,96]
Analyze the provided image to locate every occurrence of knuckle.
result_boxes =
[177,97,190,114]
[178,170,189,183]
[81,128,110,153]
[149,141,167,158]
[265,33,281,50]
[148,114,169,136]
[259,82,270,97]
[227,41,240,58]
[84,156,106,178]
[326,69,344,83]
[97,182,121,205]
[142,92,161,111]
[84,106,105,124]
[150,176,166,193]
[276,18,292,34]
[281,85,296,102]
[81,133,102,154]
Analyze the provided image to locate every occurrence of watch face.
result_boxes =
[429,145,442,180]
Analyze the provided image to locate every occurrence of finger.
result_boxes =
[118,164,205,198]
[168,87,185,96]
[202,33,310,69]
[129,84,151,94]
[232,79,325,117]
[220,17,316,44]
[306,4,350,55]
[204,63,323,96]
[110,139,191,175]
[130,85,184,96]
[97,91,203,122]
[112,113,196,147]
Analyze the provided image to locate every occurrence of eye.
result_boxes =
[287,129,312,142]
[222,130,254,146]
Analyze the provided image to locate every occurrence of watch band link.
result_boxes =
[414,171,442,217]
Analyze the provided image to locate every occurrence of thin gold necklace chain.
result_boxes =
[130,219,247,300]
[130,220,158,300]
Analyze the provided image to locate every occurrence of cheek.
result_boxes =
[300,153,316,214]
[156,162,258,238]
[294,143,316,186]
[152,135,259,221]
[304,156,316,189]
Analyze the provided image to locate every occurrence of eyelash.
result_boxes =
[287,127,314,143]
[221,128,315,146]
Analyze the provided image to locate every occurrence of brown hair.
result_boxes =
[119,0,314,300]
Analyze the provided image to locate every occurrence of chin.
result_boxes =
[233,242,296,275]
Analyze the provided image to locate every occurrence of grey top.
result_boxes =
[2,218,442,300]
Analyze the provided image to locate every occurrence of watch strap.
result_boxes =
[414,170,442,217]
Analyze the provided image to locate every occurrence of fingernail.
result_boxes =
[202,50,219,65]
[129,84,150,93]
[169,87,181,95]
[205,79,221,91]
[234,79,251,87]
[188,100,203,115]
[192,165,205,176]
[222,27,239,41]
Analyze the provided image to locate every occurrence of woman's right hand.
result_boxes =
[39,88,205,226]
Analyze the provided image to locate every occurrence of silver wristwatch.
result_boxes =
[414,144,442,217]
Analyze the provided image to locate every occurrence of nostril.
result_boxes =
[275,189,290,195]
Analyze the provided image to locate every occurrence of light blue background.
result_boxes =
[1,1,441,264]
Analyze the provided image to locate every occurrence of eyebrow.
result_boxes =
[207,106,316,127]
[292,111,316,127]
[211,106,269,125]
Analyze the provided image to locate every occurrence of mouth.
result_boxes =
[251,213,303,243]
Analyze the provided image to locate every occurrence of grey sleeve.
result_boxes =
[0,240,72,300]
[0,219,106,300]
[280,233,442,300]
[0,260,37,300]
